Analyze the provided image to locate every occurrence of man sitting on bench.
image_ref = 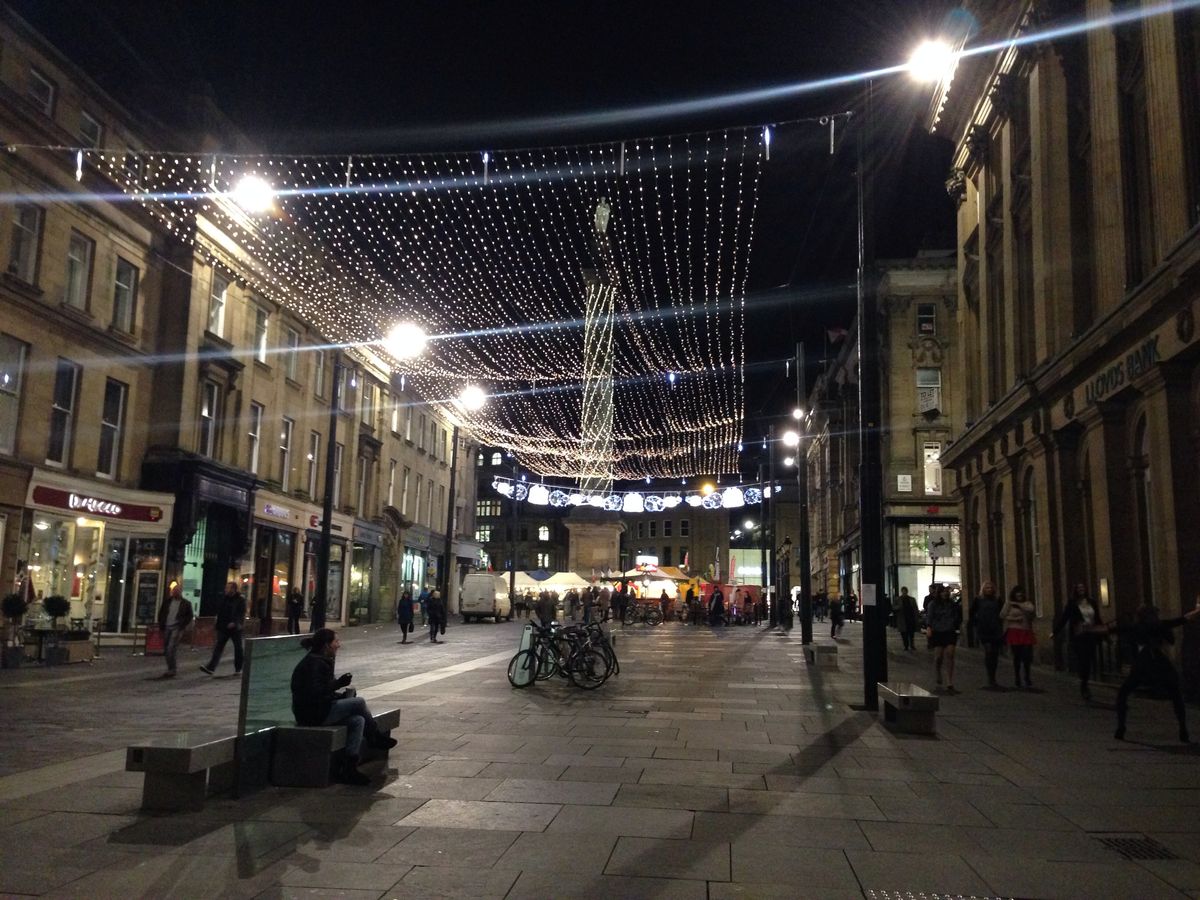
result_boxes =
[290,628,397,785]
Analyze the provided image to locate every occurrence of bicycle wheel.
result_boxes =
[507,649,537,688]
[645,607,663,626]
[534,641,558,680]
[567,646,612,690]
[622,608,636,626]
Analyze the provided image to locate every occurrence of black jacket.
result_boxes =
[969,593,1005,642]
[291,652,342,726]
[1054,599,1103,638]
[157,595,194,630]
[214,591,247,630]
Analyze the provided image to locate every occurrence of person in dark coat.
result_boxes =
[709,587,725,626]
[829,594,844,638]
[291,628,396,785]
[1111,598,1200,742]
[201,581,246,675]
[157,581,194,678]
[969,580,1005,688]
[1053,582,1104,700]
[396,589,414,644]
[427,589,446,643]
[926,584,963,692]
[899,587,919,651]
[285,588,304,635]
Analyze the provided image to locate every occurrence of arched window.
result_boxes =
[537,525,550,542]
[491,451,502,466]
[990,482,1006,587]
[476,452,484,467]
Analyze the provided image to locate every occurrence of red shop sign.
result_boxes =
[31,485,164,523]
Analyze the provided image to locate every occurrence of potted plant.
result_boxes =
[42,595,70,665]
[2,592,28,668]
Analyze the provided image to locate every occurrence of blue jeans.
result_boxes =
[322,697,369,757]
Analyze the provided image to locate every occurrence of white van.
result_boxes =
[459,573,513,623]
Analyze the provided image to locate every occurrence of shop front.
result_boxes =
[23,470,174,633]
[885,516,961,604]
[302,506,353,626]
[401,524,440,598]
[349,520,384,624]
[251,492,302,632]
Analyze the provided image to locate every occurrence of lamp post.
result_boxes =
[507,454,519,606]
[795,345,813,644]
[441,385,486,613]
[313,353,343,631]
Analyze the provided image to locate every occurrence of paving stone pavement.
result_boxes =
[2,617,1200,898]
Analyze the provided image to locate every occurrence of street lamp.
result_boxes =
[907,39,958,84]
[385,322,428,360]
[230,175,274,214]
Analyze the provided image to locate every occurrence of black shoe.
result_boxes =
[199,664,214,675]
[339,757,371,786]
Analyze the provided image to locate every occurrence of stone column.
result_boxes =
[1081,401,1140,619]
[1143,12,1190,258]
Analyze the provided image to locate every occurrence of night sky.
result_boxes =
[15,0,957,477]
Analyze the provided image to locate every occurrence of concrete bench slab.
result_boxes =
[877,682,939,735]
[270,708,400,788]
[803,644,839,669]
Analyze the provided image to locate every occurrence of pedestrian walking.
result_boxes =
[1001,585,1036,688]
[970,580,1005,688]
[659,589,671,622]
[290,628,397,785]
[1053,582,1105,700]
[427,588,446,643]
[1111,597,1200,742]
[417,586,430,627]
[286,588,304,635]
[926,584,962,693]
[396,588,414,644]
[898,587,918,650]
[157,581,193,678]
[709,586,725,626]
[200,580,245,675]
[536,589,557,626]
[829,594,844,638]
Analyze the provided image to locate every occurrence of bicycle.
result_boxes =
[507,621,617,690]
[622,603,663,627]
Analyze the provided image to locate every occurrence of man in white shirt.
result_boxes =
[157,581,194,679]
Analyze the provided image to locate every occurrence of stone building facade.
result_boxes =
[805,253,963,604]
[0,7,477,632]
[929,1,1200,651]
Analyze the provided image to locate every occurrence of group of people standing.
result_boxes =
[395,586,447,644]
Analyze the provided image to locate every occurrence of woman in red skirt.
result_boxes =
[1002,585,1037,689]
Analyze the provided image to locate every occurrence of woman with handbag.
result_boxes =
[1002,585,1036,689]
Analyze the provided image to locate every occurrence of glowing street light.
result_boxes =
[907,39,958,85]
[385,322,428,360]
[781,430,800,448]
[792,407,804,420]
[783,456,795,467]
[458,384,487,412]
[701,483,715,496]
[230,175,275,214]
[744,519,755,531]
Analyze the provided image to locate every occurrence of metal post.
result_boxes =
[758,462,766,625]
[767,425,777,627]
[442,424,461,610]
[508,457,519,602]
[857,80,887,709]
[314,354,341,631]
[797,343,813,644]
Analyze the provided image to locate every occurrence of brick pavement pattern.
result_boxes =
[1,620,1199,898]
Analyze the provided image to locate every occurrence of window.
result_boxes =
[27,68,55,116]
[916,368,942,414]
[636,522,644,539]
[307,431,320,497]
[112,257,138,333]
[333,443,344,505]
[649,521,658,538]
[476,525,494,543]
[663,520,672,537]
[441,428,448,462]
[390,394,400,433]
[538,525,550,541]
[477,451,484,466]
[491,452,501,466]
[477,500,501,517]
[536,552,551,568]
[96,378,126,478]
[198,380,219,457]
[0,335,27,455]
[313,349,326,398]
[254,307,269,363]
[336,367,349,412]
[662,547,671,566]
[360,379,376,425]
[680,519,690,537]
[418,414,426,451]
[9,204,42,283]
[79,111,102,149]
[279,418,294,492]
[208,273,228,337]
[426,481,435,528]
[414,474,424,523]
[402,467,411,516]
[405,404,413,441]
[283,328,299,380]
[356,456,368,514]
[1116,21,1156,285]
[247,402,263,475]
[47,359,80,466]
[923,442,943,495]
[64,231,94,310]
[1179,8,1200,225]
[387,459,397,507]
[917,303,936,336]
[438,485,446,529]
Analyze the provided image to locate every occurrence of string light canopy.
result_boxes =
[83,128,767,479]
[491,475,777,511]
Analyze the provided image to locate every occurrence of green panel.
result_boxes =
[237,634,307,735]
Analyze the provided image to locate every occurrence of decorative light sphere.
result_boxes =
[908,39,958,84]
[385,322,427,360]
[782,430,800,448]
[784,455,796,467]
[458,384,487,412]
[792,407,804,420]
[701,483,715,496]
[744,519,755,531]
[230,175,274,214]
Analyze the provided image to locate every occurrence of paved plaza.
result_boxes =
[2,619,1200,899]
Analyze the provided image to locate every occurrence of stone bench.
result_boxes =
[803,643,839,669]
[270,707,401,788]
[877,681,939,735]
[126,732,244,812]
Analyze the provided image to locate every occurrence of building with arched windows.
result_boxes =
[929,1,1200,657]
